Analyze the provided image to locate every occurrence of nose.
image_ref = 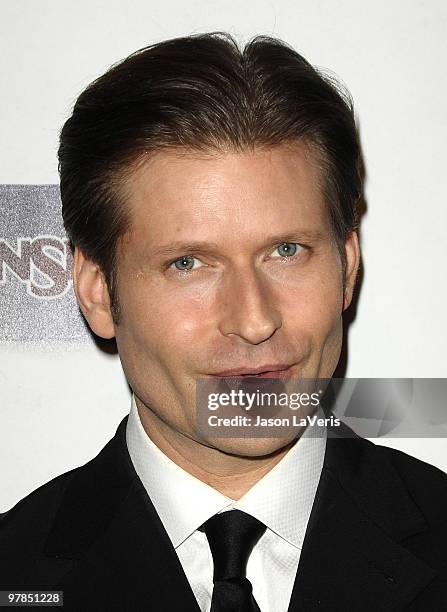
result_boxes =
[218,264,282,345]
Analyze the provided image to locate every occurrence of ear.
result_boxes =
[72,247,116,339]
[343,231,361,311]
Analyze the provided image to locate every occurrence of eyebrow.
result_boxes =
[149,230,327,259]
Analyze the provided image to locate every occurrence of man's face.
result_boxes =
[102,143,358,456]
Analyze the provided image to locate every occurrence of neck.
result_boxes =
[135,396,296,499]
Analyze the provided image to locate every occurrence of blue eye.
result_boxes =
[275,243,299,257]
[172,256,198,271]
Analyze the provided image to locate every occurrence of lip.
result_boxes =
[211,364,296,379]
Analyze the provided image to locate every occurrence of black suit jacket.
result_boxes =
[1,415,447,611]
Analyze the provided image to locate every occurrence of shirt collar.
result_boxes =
[126,394,326,550]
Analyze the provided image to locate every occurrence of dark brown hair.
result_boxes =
[58,31,362,323]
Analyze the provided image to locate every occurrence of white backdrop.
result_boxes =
[1,0,446,511]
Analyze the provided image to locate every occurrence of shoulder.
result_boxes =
[0,418,134,589]
[0,416,129,552]
[373,442,447,523]
[0,467,79,556]
[326,422,447,531]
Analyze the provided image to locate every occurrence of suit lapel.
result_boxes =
[40,416,201,611]
[288,423,436,611]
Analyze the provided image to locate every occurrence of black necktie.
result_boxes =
[199,509,267,612]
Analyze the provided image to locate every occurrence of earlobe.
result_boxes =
[72,247,116,339]
[342,231,361,311]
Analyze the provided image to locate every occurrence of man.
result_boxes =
[1,31,447,611]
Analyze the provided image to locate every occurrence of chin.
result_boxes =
[205,434,298,459]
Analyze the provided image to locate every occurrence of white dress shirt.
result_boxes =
[126,394,327,612]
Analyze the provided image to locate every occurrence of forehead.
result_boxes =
[121,142,331,250]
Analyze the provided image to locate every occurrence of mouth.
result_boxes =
[210,364,297,379]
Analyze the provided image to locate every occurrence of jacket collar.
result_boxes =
[41,416,436,610]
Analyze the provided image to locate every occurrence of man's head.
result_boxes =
[60,32,361,457]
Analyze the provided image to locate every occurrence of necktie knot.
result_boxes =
[199,509,266,582]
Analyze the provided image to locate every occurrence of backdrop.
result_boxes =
[1,0,446,511]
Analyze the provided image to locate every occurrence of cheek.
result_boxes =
[274,262,344,335]
[307,277,343,333]
[278,272,343,378]
[119,275,215,359]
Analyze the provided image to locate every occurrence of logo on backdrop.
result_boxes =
[0,236,73,298]
[0,184,89,343]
